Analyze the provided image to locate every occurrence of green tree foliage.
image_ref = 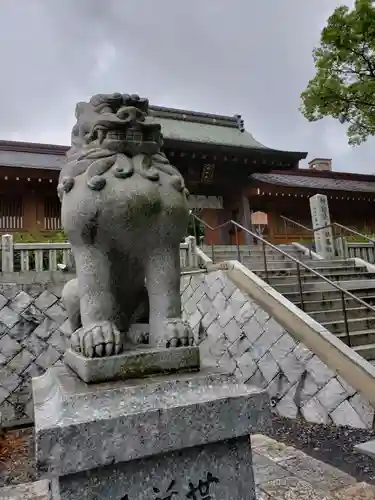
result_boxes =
[11,230,67,243]
[300,0,375,145]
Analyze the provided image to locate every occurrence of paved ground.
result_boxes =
[1,434,374,499]
[0,479,50,499]
[259,414,375,485]
[252,434,375,499]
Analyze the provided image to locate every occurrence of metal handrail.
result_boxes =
[334,222,375,244]
[280,215,321,234]
[191,212,375,347]
[280,215,375,244]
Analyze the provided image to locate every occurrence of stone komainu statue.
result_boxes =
[59,93,193,358]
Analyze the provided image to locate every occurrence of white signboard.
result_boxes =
[251,211,268,226]
[309,194,335,259]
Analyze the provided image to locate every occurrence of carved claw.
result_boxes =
[170,175,184,192]
[113,154,134,179]
[70,321,122,358]
[61,177,75,193]
[161,319,194,348]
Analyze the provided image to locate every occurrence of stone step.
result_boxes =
[271,279,375,294]
[266,271,374,287]
[322,316,375,334]
[257,268,368,279]
[212,246,303,254]
[252,264,362,274]
[249,260,357,272]
[336,328,375,348]
[214,254,308,264]
[352,342,375,360]
[308,306,373,323]
[205,244,375,362]
[206,246,303,255]
[213,254,306,264]
[284,288,375,304]
[292,295,375,312]
[202,244,297,252]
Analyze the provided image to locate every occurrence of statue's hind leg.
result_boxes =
[145,246,193,348]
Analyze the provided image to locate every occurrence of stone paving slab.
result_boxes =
[329,483,375,499]
[251,434,375,499]
[0,479,50,499]
[260,475,328,499]
[251,433,301,463]
[277,452,356,491]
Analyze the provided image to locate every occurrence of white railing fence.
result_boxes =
[335,237,375,263]
[0,234,199,272]
[346,242,375,263]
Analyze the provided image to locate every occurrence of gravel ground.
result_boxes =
[0,416,374,488]
[0,427,36,488]
[260,414,375,485]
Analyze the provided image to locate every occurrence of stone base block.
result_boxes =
[354,439,375,460]
[33,364,269,499]
[64,345,200,383]
[59,436,255,500]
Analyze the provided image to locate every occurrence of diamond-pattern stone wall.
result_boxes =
[181,270,375,429]
[0,283,71,425]
[1,271,374,428]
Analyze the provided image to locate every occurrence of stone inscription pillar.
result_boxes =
[241,194,252,245]
[1,234,14,272]
[309,194,335,259]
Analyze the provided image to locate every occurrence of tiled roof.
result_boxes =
[252,173,375,193]
[0,149,63,170]
[147,111,268,150]
[0,105,307,169]
[149,106,306,158]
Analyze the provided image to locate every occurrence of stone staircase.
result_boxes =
[202,244,375,361]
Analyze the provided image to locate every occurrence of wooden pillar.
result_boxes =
[267,212,276,243]
[23,189,44,233]
[201,209,222,244]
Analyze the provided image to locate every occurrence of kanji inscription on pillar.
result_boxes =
[309,194,335,259]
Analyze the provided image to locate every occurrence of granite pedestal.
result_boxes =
[64,344,200,383]
[32,350,269,500]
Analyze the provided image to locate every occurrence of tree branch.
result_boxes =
[325,85,375,110]
[350,46,375,77]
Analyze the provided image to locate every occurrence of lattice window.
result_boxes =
[0,196,23,229]
[44,196,61,230]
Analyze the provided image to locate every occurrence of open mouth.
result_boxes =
[106,129,144,142]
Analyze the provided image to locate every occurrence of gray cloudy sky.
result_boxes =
[1,0,374,173]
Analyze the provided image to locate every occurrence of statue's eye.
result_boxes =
[96,105,113,114]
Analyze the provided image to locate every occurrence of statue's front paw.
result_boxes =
[70,321,122,358]
[163,319,194,348]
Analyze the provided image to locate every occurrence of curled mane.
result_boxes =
[58,93,189,200]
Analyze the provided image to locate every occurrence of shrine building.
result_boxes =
[1,104,375,244]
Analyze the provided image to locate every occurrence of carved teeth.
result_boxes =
[94,129,150,143]
[107,131,127,140]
